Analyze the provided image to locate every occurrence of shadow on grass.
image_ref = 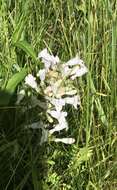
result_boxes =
[0,90,47,190]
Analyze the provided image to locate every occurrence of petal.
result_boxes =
[48,110,60,119]
[48,110,67,120]
[49,120,68,134]
[38,48,48,58]
[37,69,46,81]
[25,74,38,91]
[38,49,51,69]
[38,48,60,69]
[70,66,88,79]
[50,98,65,111]
[61,64,71,76]
[64,95,80,109]
[54,138,75,144]
[66,57,83,66]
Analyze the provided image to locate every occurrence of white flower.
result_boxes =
[70,65,88,80]
[48,110,67,120]
[38,48,60,69]
[66,56,83,66]
[49,98,65,111]
[25,74,38,91]
[49,119,68,134]
[38,48,51,70]
[64,95,80,109]
[37,69,46,82]
[62,56,88,79]
[48,110,68,134]
[54,138,75,144]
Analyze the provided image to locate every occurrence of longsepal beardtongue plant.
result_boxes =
[24,48,88,145]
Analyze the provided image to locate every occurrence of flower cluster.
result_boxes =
[24,48,88,144]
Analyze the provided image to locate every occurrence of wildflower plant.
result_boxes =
[23,48,88,145]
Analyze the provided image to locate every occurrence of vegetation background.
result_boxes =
[0,0,116,189]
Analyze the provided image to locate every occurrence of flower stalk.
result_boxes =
[24,48,88,144]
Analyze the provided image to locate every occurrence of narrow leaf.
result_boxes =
[6,68,27,94]
[16,40,37,62]
[0,69,27,106]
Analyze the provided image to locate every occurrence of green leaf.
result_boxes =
[6,68,27,94]
[0,69,27,106]
[16,40,37,62]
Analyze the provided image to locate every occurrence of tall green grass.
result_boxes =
[0,0,116,189]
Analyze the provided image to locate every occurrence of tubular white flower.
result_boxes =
[25,74,38,91]
[38,48,60,69]
[54,138,75,144]
[65,56,83,66]
[61,57,88,79]
[48,110,68,133]
[49,119,68,134]
[48,110,67,120]
[38,48,51,70]
[49,98,65,111]
[66,56,83,66]
[70,65,88,80]
[37,69,46,82]
[64,95,80,109]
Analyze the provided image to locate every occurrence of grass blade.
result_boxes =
[15,40,37,62]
